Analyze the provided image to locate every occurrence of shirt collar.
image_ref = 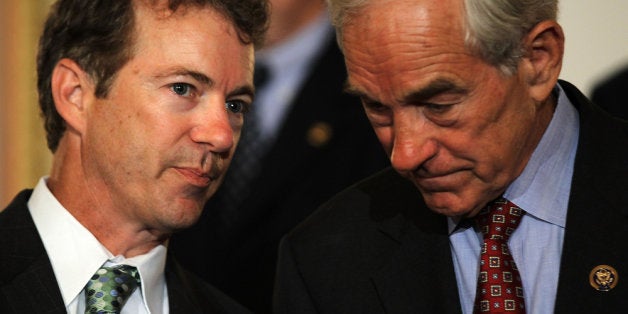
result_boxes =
[28,177,167,312]
[448,83,579,233]
[504,83,579,228]
[106,245,167,314]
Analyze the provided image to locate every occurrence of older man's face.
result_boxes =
[342,0,549,217]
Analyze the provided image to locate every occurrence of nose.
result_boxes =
[389,118,438,173]
[189,99,235,153]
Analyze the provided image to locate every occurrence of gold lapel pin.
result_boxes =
[589,264,618,291]
[306,122,333,148]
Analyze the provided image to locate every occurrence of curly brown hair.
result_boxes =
[37,0,269,151]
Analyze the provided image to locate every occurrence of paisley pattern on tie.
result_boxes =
[474,198,526,313]
[84,265,141,314]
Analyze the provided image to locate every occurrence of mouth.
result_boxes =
[410,168,469,192]
[174,167,215,188]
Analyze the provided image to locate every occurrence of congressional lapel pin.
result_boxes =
[306,122,333,148]
[589,264,618,291]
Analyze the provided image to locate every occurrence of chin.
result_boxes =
[422,193,477,218]
[165,201,205,229]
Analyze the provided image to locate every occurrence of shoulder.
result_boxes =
[165,256,253,314]
[0,189,42,273]
[281,167,425,266]
[287,168,416,236]
[0,190,33,223]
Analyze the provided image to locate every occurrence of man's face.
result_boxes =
[342,0,548,217]
[82,4,254,232]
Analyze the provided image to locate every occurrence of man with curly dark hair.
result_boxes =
[0,0,268,313]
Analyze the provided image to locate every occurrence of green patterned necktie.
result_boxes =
[84,265,141,314]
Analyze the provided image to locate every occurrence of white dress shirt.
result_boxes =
[28,178,169,314]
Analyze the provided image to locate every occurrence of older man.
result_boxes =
[274,0,628,313]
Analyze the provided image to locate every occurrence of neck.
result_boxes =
[47,136,168,258]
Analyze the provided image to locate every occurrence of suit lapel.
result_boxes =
[166,257,209,314]
[0,190,65,313]
[166,255,251,314]
[371,222,462,313]
[1,256,66,313]
[364,170,462,313]
[554,81,628,311]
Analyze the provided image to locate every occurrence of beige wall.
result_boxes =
[559,0,628,96]
[0,0,53,208]
[0,1,627,207]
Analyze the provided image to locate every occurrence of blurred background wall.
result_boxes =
[559,1,628,98]
[1,0,54,208]
[0,0,627,207]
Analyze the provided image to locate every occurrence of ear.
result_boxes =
[520,20,564,102]
[50,58,94,134]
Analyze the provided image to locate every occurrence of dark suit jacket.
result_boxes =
[274,81,628,313]
[592,66,628,120]
[0,190,252,314]
[169,34,389,313]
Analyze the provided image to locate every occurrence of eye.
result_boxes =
[363,100,387,113]
[225,100,249,114]
[362,99,392,127]
[424,103,454,114]
[171,83,194,97]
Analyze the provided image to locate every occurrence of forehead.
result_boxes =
[133,2,230,39]
[341,0,471,99]
[126,2,253,79]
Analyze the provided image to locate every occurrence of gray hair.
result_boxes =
[326,0,558,75]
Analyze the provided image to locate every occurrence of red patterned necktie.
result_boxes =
[473,198,526,313]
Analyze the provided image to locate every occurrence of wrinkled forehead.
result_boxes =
[343,0,465,38]
[341,0,468,72]
[341,0,467,57]
[340,0,476,104]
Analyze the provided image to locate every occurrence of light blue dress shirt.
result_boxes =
[448,83,580,313]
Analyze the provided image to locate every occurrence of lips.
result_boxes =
[175,167,213,187]
[410,168,470,192]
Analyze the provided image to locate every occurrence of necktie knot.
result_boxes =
[85,265,141,314]
[476,197,525,242]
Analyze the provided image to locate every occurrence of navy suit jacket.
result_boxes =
[274,81,628,313]
[0,190,252,314]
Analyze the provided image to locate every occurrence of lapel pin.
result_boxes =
[306,122,333,148]
[589,264,618,291]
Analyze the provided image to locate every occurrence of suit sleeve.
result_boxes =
[273,236,319,314]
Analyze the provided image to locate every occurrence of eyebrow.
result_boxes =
[155,68,213,86]
[155,67,255,100]
[343,78,467,105]
[343,80,367,98]
[343,81,380,106]
[228,85,256,102]
[401,78,467,103]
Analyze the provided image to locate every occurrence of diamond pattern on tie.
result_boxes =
[474,198,525,313]
[84,265,141,314]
